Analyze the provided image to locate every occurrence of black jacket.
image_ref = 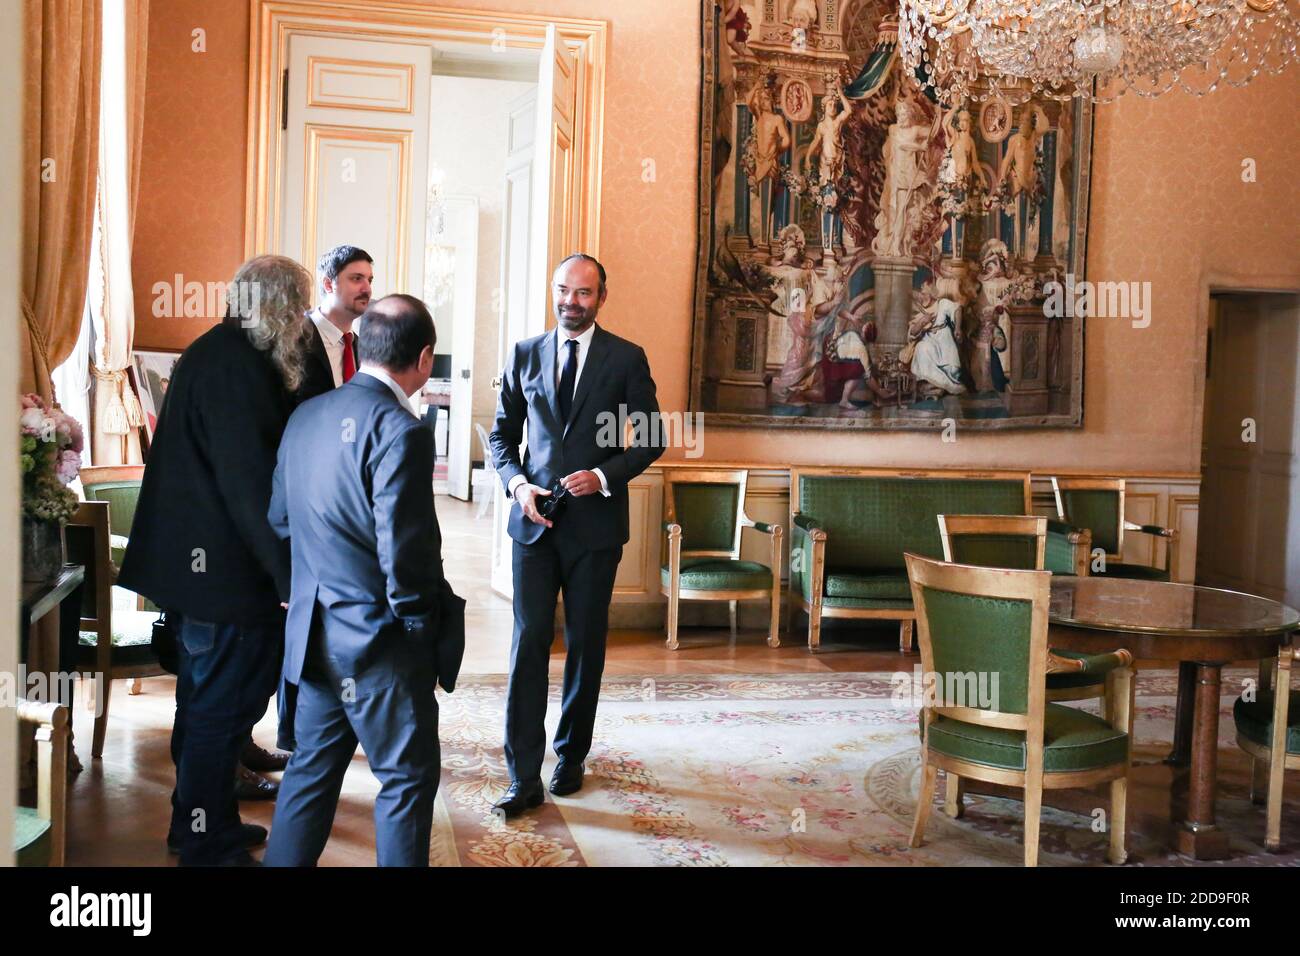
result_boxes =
[490,324,664,550]
[294,317,358,404]
[119,321,293,626]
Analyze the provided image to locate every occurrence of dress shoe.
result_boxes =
[549,763,585,796]
[492,779,544,817]
[235,764,279,801]
[241,739,291,772]
[168,822,267,855]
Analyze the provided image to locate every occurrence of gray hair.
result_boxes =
[225,255,314,393]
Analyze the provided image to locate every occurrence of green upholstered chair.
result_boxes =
[1235,642,1299,851]
[935,514,1135,818]
[15,698,68,866]
[65,501,165,758]
[789,467,1090,654]
[661,469,782,650]
[905,552,1133,866]
[80,464,144,571]
[1051,477,1177,581]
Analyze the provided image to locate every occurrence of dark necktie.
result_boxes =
[558,338,578,422]
[341,331,356,383]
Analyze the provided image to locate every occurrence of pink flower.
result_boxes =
[20,407,47,437]
[56,412,85,454]
[56,448,82,484]
[21,393,44,411]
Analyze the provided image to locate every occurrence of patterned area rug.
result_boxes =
[426,672,1299,867]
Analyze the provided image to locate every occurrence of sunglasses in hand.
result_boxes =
[536,480,569,520]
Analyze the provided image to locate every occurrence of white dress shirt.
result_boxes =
[311,308,351,387]
[507,323,610,499]
[356,366,420,418]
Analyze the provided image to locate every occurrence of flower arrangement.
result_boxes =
[21,393,83,525]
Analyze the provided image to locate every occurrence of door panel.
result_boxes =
[282,35,431,301]
[1197,294,1300,608]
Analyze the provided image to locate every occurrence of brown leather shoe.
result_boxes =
[235,764,279,801]
[241,739,291,772]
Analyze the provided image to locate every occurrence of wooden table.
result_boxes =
[18,565,85,787]
[1048,577,1299,860]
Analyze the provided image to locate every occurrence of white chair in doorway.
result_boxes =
[472,422,497,520]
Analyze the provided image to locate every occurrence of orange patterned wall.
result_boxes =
[132,0,1300,474]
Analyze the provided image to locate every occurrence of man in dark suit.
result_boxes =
[263,294,463,867]
[295,244,371,403]
[489,253,663,816]
[120,255,315,866]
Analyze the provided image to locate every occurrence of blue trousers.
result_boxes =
[504,535,621,784]
[263,637,440,867]
[169,613,282,865]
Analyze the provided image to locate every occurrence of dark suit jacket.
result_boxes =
[294,316,359,404]
[489,325,663,550]
[119,321,291,626]
[270,373,464,693]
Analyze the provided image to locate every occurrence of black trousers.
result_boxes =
[504,532,621,783]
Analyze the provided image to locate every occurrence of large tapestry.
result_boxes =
[690,0,1093,430]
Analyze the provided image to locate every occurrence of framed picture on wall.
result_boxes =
[132,349,181,446]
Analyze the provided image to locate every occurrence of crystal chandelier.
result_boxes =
[898,0,1298,104]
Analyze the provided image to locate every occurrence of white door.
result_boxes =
[489,25,580,599]
[432,196,478,500]
[280,34,431,301]
[1197,294,1300,609]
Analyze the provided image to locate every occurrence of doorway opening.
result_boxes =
[246,2,606,598]
[1196,291,1300,609]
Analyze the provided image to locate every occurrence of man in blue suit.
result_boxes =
[489,254,663,815]
[263,294,463,867]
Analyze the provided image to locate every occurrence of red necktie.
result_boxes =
[342,331,356,383]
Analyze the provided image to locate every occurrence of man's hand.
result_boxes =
[561,470,601,497]
[514,483,553,528]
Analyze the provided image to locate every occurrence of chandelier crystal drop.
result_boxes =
[897,0,1298,104]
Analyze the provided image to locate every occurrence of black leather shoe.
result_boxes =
[235,765,279,801]
[241,739,291,772]
[168,822,268,855]
[492,779,544,817]
[549,763,584,796]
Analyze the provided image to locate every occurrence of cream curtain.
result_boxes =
[89,0,149,464]
[21,0,102,401]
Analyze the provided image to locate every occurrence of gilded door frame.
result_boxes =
[244,0,607,260]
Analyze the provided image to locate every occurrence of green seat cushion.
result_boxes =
[14,807,51,867]
[77,603,159,668]
[824,572,912,601]
[1046,649,1127,690]
[1234,691,1300,755]
[1095,562,1169,582]
[821,595,913,610]
[663,559,772,592]
[926,703,1129,773]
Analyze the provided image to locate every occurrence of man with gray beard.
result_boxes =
[120,255,315,866]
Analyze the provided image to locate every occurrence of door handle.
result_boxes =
[491,375,502,389]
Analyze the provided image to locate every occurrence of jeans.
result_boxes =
[168,612,282,865]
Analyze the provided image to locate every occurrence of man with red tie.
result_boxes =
[255,244,373,798]
[297,245,373,402]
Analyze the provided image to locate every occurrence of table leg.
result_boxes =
[1173,663,1231,860]
[1165,661,1197,767]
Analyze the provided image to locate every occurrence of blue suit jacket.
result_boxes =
[489,325,664,550]
[270,373,463,693]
